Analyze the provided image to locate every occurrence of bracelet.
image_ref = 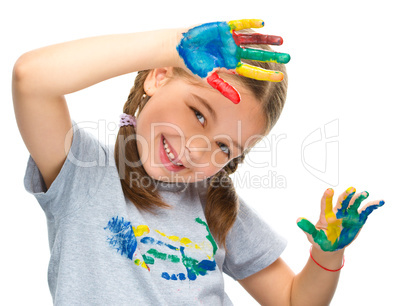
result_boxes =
[309,246,345,272]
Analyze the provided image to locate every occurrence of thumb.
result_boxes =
[297,217,335,252]
[297,217,318,237]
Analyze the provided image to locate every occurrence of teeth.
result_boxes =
[163,138,183,167]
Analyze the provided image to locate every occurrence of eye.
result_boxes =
[191,107,205,126]
[191,107,231,158]
[218,142,231,158]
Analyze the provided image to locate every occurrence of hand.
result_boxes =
[176,19,290,103]
[297,187,385,252]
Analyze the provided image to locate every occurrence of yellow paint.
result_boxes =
[154,230,180,242]
[324,190,342,244]
[228,19,264,31]
[180,237,192,245]
[155,229,199,248]
[154,229,212,258]
[133,225,150,237]
[134,258,149,270]
[236,64,284,82]
[346,186,356,194]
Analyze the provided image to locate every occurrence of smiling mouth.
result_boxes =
[162,136,184,167]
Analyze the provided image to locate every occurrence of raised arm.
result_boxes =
[12,29,182,190]
[13,19,289,190]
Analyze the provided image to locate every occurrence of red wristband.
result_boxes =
[309,246,345,272]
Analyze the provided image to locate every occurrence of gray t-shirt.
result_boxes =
[23,120,287,305]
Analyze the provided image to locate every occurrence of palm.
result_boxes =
[177,22,240,78]
[297,187,385,252]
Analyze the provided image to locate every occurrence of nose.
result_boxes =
[184,135,211,167]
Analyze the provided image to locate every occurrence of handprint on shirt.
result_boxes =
[104,216,217,280]
[176,19,290,103]
[297,187,385,252]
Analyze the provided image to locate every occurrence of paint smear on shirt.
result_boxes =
[104,216,218,281]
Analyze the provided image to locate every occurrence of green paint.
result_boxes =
[349,192,369,212]
[237,48,291,64]
[298,190,385,252]
[181,251,200,272]
[297,218,336,251]
[146,249,180,264]
[142,254,155,265]
[147,248,167,260]
[180,246,216,280]
[168,254,180,263]
[195,217,218,255]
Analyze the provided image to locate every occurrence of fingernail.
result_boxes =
[362,191,369,197]
[346,186,356,193]
[326,188,334,196]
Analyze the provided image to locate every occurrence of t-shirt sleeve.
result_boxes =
[23,119,108,221]
[223,195,287,281]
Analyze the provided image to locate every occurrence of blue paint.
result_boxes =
[161,272,186,281]
[104,216,220,281]
[104,216,137,260]
[336,192,355,219]
[179,246,216,281]
[360,200,385,223]
[299,191,385,251]
[200,259,216,271]
[161,272,170,280]
[177,22,239,78]
[177,22,290,79]
[141,236,155,245]
[178,273,186,280]
[140,237,179,251]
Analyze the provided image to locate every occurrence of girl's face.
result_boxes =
[135,68,266,183]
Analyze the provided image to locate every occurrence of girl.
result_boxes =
[13,19,384,305]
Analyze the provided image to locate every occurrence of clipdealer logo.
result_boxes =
[301,119,339,186]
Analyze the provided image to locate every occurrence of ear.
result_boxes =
[143,67,173,96]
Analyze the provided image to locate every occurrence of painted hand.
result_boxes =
[297,187,385,252]
[176,19,290,103]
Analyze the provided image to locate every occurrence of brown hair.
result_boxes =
[114,41,288,249]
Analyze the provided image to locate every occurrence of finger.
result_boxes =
[207,71,241,104]
[320,188,335,223]
[320,188,342,244]
[335,187,356,219]
[228,19,264,31]
[348,191,369,213]
[237,47,291,64]
[359,200,385,223]
[334,186,356,212]
[297,217,320,237]
[297,218,335,252]
[235,63,284,82]
[232,32,283,46]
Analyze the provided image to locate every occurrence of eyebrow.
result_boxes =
[191,94,245,153]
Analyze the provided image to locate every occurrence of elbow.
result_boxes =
[12,51,41,95]
[13,53,31,93]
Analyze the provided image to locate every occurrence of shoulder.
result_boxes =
[223,193,287,280]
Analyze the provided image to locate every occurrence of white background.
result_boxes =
[1,0,401,305]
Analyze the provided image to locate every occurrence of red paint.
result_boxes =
[233,32,283,46]
[207,72,241,104]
